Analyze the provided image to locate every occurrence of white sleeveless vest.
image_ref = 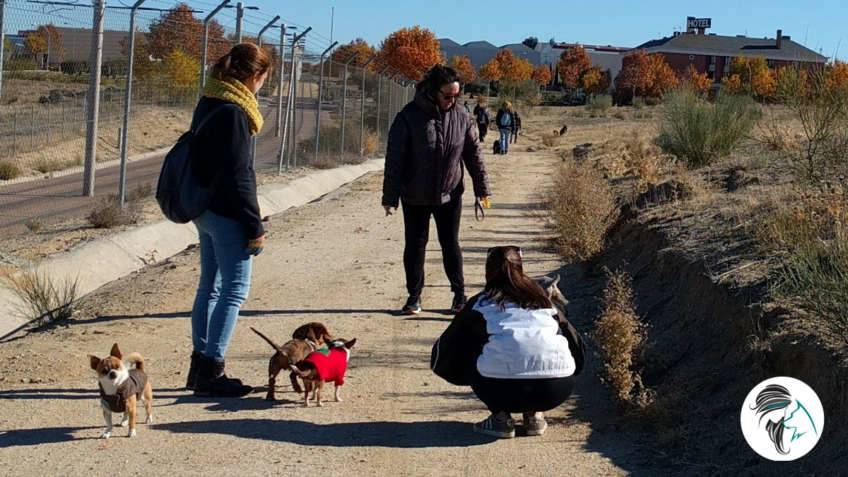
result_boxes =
[474,296,576,379]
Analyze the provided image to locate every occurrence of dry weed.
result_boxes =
[87,196,139,228]
[362,130,380,156]
[2,269,79,327]
[548,161,618,262]
[0,161,23,180]
[593,268,652,407]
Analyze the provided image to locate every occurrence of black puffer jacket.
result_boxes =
[382,91,490,207]
[189,97,264,239]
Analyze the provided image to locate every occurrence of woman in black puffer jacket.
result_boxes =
[382,65,491,316]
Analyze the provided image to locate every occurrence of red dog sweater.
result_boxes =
[304,348,348,385]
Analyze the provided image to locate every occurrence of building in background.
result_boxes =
[635,17,827,83]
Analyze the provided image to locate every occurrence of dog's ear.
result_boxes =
[344,338,357,349]
[89,355,101,370]
[109,343,122,360]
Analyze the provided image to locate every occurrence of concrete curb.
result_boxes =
[0,158,384,338]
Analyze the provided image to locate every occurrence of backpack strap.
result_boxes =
[191,104,233,135]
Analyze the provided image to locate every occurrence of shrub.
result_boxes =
[0,161,23,180]
[33,158,65,174]
[755,192,848,341]
[586,94,612,114]
[87,196,139,228]
[3,270,79,328]
[25,218,44,233]
[548,161,618,261]
[623,130,662,185]
[593,268,651,407]
[361,130,380,156]
[657,89,759,168]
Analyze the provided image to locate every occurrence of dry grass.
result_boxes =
[622,130,664,187]
[362,130,380,156]
[33,157,67,174]
[541,132,563,148]
[593,268,652,407]
[87,196,140,228]
[311,156,340,169]
[548,161,618,262]
[753,190,848,340]
[0,161,23,180]
[2,269,79,328]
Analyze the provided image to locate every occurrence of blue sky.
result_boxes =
[248,0,846,60]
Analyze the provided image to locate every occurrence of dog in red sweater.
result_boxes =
[290,338,356,407]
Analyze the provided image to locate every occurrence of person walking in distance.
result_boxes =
[510,108,521,145]
[382,65,491,315]
[496,101,514,154]
[473,99,491,143]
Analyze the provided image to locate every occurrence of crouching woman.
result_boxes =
[431,246,585,438]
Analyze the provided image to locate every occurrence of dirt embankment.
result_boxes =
[596,185,848,475]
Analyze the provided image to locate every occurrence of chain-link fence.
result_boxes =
[0,0,413,241]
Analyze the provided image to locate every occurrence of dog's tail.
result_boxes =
[250,327,285,353]
[126,352,144,371]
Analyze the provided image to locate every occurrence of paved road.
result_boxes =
[0,104,317,238]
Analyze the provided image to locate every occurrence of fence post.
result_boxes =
[339,53,358,163]
[314,41,337,163]
[118,0,146,207]
[358,54,376,156]
[234,1,244,42]
[274,24,286,139]
[0,0,5,101]
[279,27,310,172]
[249,15,279,167]
[83,0,106,197]
[199,0,230,100]
[386,74,396,141]
[290,38,300,168]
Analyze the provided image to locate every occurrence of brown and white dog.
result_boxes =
[251,322,333,400]
[88,343,153,439]
[290,338,356,407]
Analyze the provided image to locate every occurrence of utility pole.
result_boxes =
[83,0,106,197]
[234,2,243,42]
[339,52,358,162]
[274,24,286,138]
[250,15,279,166]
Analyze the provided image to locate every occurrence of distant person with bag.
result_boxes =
[495,102,513,154]
[473,100,491,142]
[430,246,585,438]
[510,109,521,144]
[184,43,270,398]
[382,65,491,316]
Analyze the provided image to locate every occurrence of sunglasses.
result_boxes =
[438,90,460,101]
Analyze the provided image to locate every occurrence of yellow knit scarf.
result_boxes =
[202,76,264,136]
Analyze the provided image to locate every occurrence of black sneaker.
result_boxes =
[401,296,422,315]
[451,293,467,314]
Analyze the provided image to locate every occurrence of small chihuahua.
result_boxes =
[290,338,356,407]
[251,324,330,400]
[88,343,153,439]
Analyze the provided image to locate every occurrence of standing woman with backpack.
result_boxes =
[473,99,491,142]
[184,43,269,397]
[496,101,513,154]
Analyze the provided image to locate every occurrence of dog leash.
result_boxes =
[475,198,486,222]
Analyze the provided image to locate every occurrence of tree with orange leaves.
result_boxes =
[331,38,377,68]
[722,74,744,94]
[378,26,443,80]
[582,67,611,96]
[449,55,477,84]
[147,3,227,61]
[646,54,678,98]
[531,65,552,86]
[479,58,502,82]
[682,64,711,94]
[557,45,592,89]
[826,60,848,94]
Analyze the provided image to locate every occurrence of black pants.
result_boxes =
[401,193,464,299]
[477,123,488,142]
[471,374,574,414]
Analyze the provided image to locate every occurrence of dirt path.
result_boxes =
[0,146,657,475]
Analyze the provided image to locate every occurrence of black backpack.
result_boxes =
[156,106,225,224]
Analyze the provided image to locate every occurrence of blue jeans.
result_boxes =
[499,128,510,153]
[191,210,253,361]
